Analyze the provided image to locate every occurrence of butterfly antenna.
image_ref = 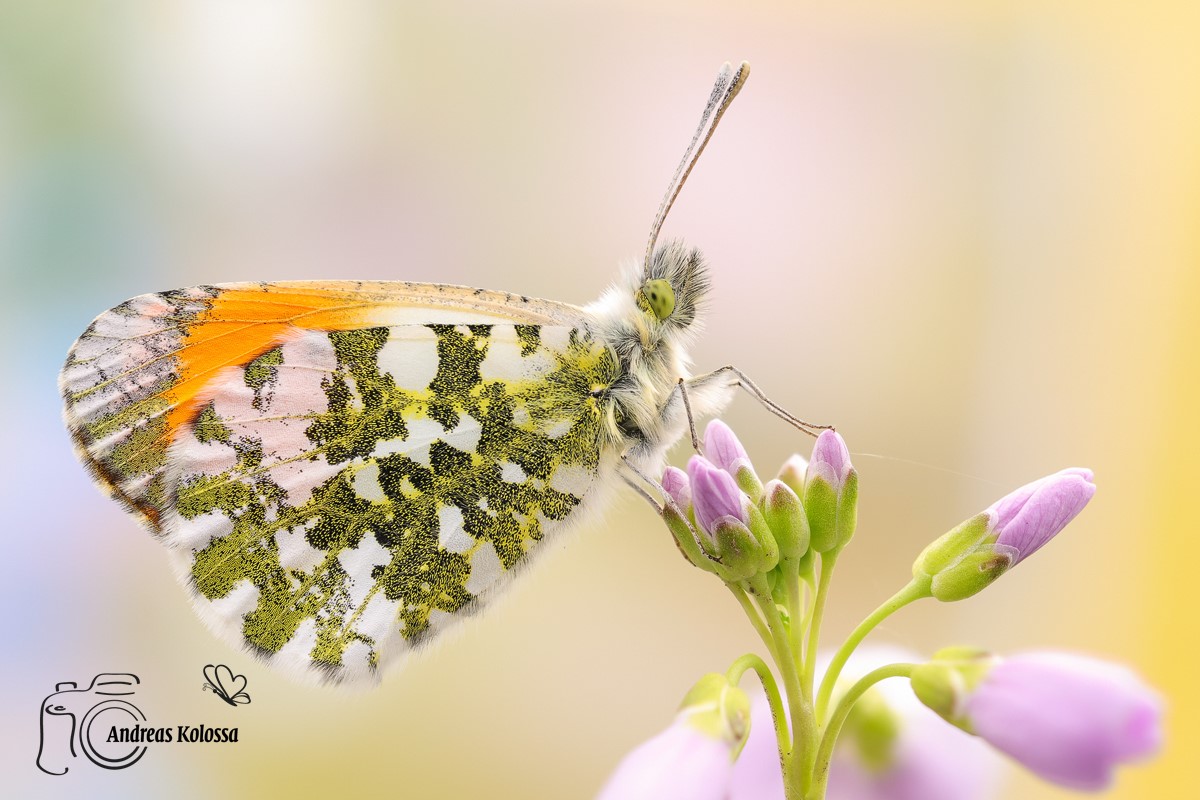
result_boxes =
[643,60,750,274]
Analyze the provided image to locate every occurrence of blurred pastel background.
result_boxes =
[2,1,1196,798]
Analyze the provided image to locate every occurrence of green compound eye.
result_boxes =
[638,279,676,321]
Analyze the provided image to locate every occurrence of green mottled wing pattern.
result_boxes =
[162,322,617,684]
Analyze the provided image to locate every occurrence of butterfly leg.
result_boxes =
[620,456,664,513]
[676,378,703,454]
[684,365,833,438]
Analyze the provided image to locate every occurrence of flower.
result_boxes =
[727,647,1005,800]
[688,455,750,536]
[776,453,808,497]
[705,419,763,500]
[662,465,691,510]
[728,693,786,799]
[803,430,858,552]
[988,468,1095,565]
[912,650,1162,791]
[705,418,753,474]
[821,646,1004,800]
[914,469,1097,601]
[686,455,779,579]
[598,723,737,800]
[807,430,852,491]
[761,479,810,562]
[598,674,751,800]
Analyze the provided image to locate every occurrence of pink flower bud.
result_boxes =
[804,430,858,553]
[662,466,692,510]
[688,456,750,537]
[807,429,853,491]
[915,468,1098,601]
[987,468,1096,565]
[704,419,753,474]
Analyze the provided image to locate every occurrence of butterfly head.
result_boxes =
[637,240,710,333]
[589,239,710,356]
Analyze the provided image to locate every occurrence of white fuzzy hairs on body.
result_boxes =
[584,240,730,467]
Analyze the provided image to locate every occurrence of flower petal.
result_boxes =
[662,466,691,510]
[964,652,1162,791]
[990,470,1096,564]
[809,430,852,486]
[704,419,752,473]
[688,455,749,534]
[598,721,735,800]
[823,647,1006,800]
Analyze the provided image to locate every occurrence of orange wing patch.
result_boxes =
[60,280,580,530]
[164,286,382,434]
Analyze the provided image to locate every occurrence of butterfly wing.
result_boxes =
[62,282,619,685]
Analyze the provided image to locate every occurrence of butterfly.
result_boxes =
[61,61,819,687]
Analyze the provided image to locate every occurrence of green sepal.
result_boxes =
[745,504,780,572]
[804,477,839,553]
[910,662,968,729]
[713,519,763,582]
[734,463,765,504]
[835,469,859,550]
[661,502,720,575]
[761,480,810,561]
[929,547,1014,602]
[911,647,998,731]
[913,513,992,578]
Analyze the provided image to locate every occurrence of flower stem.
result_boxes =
[727,583,782,666]
[748,576,814,800]
[806,663,916,800]
[726,653,789,765]
[785,567,806,661]
[813,579,929,723]
[801,551,839,701]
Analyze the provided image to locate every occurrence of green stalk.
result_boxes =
[814,579,928,723]
[785,568,806,660]
[726,653,789,766]
[801,551,839,701]
[727,583,782,666]
[748,575,814,800]
[806,663,916,800]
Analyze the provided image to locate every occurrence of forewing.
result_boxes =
[60,281,584,528]
[61,283,615,685]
